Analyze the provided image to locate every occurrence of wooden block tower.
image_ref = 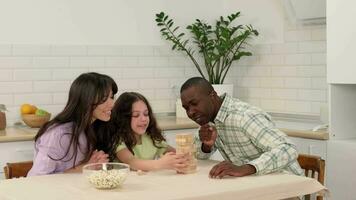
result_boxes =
[175,133,197,174]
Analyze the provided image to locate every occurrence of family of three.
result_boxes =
[28,73,303,179]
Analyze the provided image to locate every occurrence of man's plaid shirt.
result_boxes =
[196,94,303,176]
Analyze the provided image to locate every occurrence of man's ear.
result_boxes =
[209,90,218,98]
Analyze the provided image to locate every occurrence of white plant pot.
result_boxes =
[176,98,189,119]
[212,84,234,96]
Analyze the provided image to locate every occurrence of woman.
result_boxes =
[27,72,118,176]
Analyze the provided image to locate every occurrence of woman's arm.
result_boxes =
[64,150,109,173]
[27,149,58,176]
[64,164,85,173]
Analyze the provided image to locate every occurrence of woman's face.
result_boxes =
[131,100,150,136]
[92,91,115,122]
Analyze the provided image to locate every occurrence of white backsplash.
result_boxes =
[0,22,326,126]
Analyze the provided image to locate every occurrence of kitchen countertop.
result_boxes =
[0,116,328,143]
[0,126,38,143]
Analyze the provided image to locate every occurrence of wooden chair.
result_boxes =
[297,154,325,200]
[3,161,33,179]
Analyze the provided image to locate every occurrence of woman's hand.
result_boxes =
[88,150,109,164]
[158,152,188,171]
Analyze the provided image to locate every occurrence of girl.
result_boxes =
[27,72,118,176]
[110,92,187,171]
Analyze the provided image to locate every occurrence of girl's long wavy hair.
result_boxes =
[34,72,118,167]
[108,92,165,157]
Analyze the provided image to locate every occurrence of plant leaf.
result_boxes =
[155,11,258,84]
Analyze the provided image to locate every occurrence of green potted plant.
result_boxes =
[155,11,258,85]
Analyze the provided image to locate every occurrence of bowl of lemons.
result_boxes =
[21,104,51,128]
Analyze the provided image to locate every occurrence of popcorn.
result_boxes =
[88,170,127,189]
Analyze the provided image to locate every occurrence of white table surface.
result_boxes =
[0,160,326,200]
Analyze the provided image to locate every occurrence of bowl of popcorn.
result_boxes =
[83,163,130,189]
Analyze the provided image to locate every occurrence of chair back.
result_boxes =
[3,161,33,179]
[297,154,325,200]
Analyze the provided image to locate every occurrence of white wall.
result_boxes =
[0,0,327,125]
[0,0,283,45]
[236,21,327,116]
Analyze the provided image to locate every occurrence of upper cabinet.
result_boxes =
[327,0,356,83]
[327,0,356,139]
[283,0,326,25]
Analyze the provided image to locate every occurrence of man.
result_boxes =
[180,77,303,179]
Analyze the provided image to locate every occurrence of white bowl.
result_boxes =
[83,163,130,189]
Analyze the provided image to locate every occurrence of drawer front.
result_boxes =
[0,141,35,173]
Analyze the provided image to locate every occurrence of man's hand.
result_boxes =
[199,123,217,150]
[209,161,256,179]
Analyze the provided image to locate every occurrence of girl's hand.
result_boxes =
[88,150,109,164]
[158,152,188,170]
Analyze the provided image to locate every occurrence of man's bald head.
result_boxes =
[180,77,214,95]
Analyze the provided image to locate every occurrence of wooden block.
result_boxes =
[176,133,194,145]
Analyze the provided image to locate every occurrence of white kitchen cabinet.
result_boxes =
[327,1,356,83]
[326,139,356,200]
[326,86,356,199]
[327,1,356,198]
[329,85,356,139]
[288,136,327,159]
[0,141,34,179]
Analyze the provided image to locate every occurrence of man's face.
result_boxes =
[180,86,214,125]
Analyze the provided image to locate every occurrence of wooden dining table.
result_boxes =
[0,160,326,200]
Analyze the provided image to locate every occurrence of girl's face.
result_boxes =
[92,91,115,122]
[131,100,150,136]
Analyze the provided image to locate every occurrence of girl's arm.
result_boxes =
[165,145,176,153]
[116,148,187,171]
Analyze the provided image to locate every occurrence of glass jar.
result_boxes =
[0,104,6,130]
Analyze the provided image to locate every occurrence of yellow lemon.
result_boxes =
[21,104,36,114]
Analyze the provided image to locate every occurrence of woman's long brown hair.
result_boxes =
[34,72,118,167]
